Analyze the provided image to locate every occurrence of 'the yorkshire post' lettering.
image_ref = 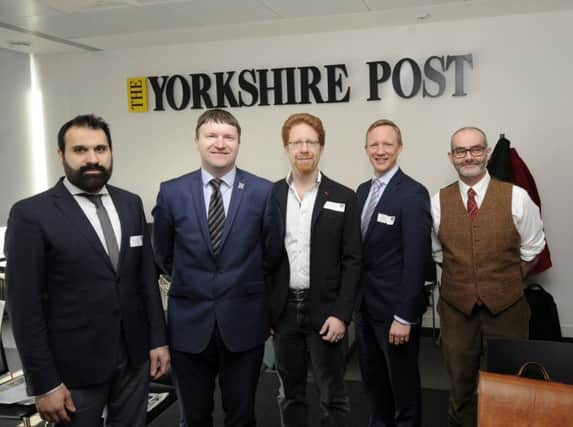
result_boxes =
[147,64,350,111]
[367,54,473,100]
[126,54,474,112]
[126,77,148,112]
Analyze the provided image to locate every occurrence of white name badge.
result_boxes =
[324,201,346,213]
[377,213,395,225]
[130,235,143,247]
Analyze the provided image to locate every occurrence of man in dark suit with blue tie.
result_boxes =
[152,109,279,427]
[5,114,169,426]
[356,119,432,427]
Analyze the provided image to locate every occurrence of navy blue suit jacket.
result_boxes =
[5,179,167,395]
[356,168,432,323]
[152,169,279,354]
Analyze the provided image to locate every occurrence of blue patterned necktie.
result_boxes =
[361,179,384,238]
[208,179,225,255]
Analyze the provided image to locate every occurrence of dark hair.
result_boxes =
[195,109,241,140]
[57,114,112,152]
[281,113,325,146]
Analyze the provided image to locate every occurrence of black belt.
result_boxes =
[288,288,309,301]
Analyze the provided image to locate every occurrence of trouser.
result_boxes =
[438,297,530,427]
[356,312,422,427]
[171,325,264,427]
[273,291,351,427]
[56,340,149,427]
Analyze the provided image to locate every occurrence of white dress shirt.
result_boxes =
[431,172,546,263]
[63,178,122,254]
[285,172,322,290]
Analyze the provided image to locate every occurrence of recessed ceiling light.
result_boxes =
[8,40,31,48]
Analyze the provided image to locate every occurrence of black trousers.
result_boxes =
[355,312,422,427]
[273,295,351,427]
[171,325,264,427]
[56,340,149,427]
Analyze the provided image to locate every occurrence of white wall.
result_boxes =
[27,10,573,334]
[0,48,32,224]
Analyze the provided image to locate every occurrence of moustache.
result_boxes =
[80,165,107,174]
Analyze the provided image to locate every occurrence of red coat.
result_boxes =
[487,136,551,275]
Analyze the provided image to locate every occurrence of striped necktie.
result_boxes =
[361,179,384,238]
[208,178,225,255]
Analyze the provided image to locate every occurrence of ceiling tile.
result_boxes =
[363,0,461,10]
[261,0,368,18]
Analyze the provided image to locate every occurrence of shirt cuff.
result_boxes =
[34,383,64,398]
[394,315,416,325]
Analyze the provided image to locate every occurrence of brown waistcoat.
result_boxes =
[438,179,523,315]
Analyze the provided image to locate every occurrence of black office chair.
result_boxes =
[486,337,573,384]
[147,377,178,425]
[423,257,439,345]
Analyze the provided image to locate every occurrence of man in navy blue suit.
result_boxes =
[6,114,169,426]
[152,109,279,427]
[356,119,432,427]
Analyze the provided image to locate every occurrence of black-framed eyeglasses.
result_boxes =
[287,140,320,148]
[451,145,487,159]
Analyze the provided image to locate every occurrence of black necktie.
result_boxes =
[82,194,120,270]
[208,179,225,255]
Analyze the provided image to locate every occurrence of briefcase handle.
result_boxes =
[517,362,551,381]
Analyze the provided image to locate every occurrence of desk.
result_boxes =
[0,274,5,303]
[0,285,177,426]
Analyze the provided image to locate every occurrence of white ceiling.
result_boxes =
[1,0,572,54]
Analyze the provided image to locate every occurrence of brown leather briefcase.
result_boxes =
[478,362,573,426]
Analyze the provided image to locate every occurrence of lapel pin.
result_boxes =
[238,182,245,190]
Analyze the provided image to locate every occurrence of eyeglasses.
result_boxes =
[451,145,487,159]
[287,140,321,148]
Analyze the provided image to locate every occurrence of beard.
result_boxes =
[64,161,113,193]
[293,157,318,175]
[456,159,486,179]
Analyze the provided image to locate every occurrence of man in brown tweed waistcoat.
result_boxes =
[430,127,546,427]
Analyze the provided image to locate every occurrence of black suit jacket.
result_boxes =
[356,169,432,323]
[5,179,167,395]
[270,175,361,329]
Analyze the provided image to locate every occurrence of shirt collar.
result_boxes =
[62,177,109,196]
[372,164,399,187]
[201,167,236,189]
[285,170,322,188]
[457,171,490,198]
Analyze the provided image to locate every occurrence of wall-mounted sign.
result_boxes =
[127,54,473,112]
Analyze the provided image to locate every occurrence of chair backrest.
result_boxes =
[486,337,573,385]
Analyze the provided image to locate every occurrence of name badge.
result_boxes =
[324,201,345,213]
[130,235,143,247]
[377,213,395,225]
